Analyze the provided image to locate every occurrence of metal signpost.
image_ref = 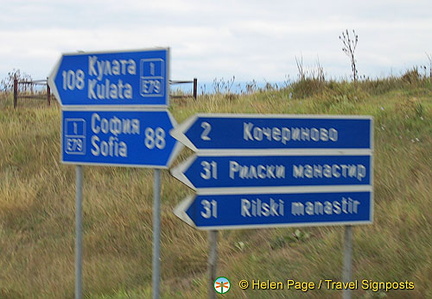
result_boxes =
[50,48,177,299]
[171,114,373,299]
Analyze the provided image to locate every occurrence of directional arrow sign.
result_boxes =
[49,48,169,107]
[62,110,181,168]
[174,191,372,230]
[171,154,372,191]
[170,114,373,151]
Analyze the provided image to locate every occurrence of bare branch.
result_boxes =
[340,29,359,82]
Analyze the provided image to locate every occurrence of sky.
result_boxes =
[1,0,432,86]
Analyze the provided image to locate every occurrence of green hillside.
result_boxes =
[0,74,431,298]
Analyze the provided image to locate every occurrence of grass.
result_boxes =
[0,74,431,298]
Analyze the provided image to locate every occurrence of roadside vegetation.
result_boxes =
[0,70,431,298]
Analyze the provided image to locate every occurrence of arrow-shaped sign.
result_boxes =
[49,48,169,107]
[170,114,373,152]
[62,109,182,168]
[171,154,372,191]
[174,191,372,230]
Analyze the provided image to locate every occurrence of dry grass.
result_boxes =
[0,78,431,298]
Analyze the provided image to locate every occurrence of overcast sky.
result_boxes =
[1,0,431,85]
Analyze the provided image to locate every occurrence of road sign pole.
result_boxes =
[171,113,373,297]
[75,165,83,299]
[343,225,353,299]
[208,230,218,299]
[51,48,178,298]
[152,169,161,299]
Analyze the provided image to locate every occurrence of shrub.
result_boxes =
[289,78,327,99]
[401,67,421,84]
[320,80,368,107]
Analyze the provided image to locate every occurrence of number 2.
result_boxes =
[201,122,211,140]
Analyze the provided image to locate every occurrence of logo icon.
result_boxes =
[214,276,231,294]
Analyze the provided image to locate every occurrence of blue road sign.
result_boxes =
[170,114,373,151]
[62,110,181,168]
[171,154,372,190]
[49,48,169,107]
[174,191,373,230]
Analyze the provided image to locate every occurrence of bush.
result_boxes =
[289,78,327,99]
[320,80,368,107]
[401,67,422,84]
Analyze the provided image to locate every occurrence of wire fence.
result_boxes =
[170,78,197,100]
[12,77,197,108]
[13,77,51,108]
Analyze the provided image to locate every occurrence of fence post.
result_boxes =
[193,78,198,100]
[13,75,18,108]
[47,78,51,106]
